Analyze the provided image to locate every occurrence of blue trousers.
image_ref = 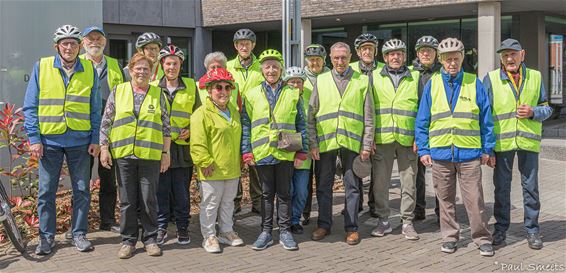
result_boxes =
[290,169,310,225]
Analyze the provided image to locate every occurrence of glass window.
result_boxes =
[461,18,478,73]
[501,15,513,40]
[109,39,128,68]
[312,27,347,57]
[366,23,407,63]
[549,34,564,105]
[168,36,192,78]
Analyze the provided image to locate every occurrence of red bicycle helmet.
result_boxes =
[198,68,235,89]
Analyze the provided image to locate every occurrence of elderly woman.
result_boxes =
[241,49,308,251]
[151,45,201,246]
[191,68,243,253]
[198,51,241,111]
[99,52,171,259]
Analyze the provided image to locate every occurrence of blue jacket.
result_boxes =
[241,81,308,166]
[415,68,495,162]
[482,63,553,123]
[23,54,101,147]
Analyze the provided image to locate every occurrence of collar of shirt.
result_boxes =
[440,67,463,85]
[332,66,352,79]
[54,54,84,73]
[382,64,411,78]
[261,80,283,94]
[500,62,524,87]
[235,54,257,70]
[158,76,187,100]
[359,60,376,72]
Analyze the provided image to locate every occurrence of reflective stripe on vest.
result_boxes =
[38,56,93,134]
[315,71,368,153]
[372,69,419,146]
[429,72,481,149]
[245,84,299,162]
[488,68,542,152]
[151,77,197,145]
[109,83,164,160]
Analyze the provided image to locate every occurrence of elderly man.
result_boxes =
[415,38,495,256]
[370,39,420,240]
[81,25,124,233]
[227,28,265,214]
[482,38,552,250]
[23,25,101,255]
[412,35,442,221]
[308,42,374,245]
[351,33,385,76]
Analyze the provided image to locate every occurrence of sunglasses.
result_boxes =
[213,84,233,91]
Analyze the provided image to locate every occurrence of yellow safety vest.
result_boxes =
[429,72,481,149]
[38,56,94,134]
[226,54,263,98]
[350,61,385,74]
[488,68,542,152]
[245,84,300,162]
[372,69,420,146]
[296,78,314,170]
[80,54,123,90]
[109,83,164,160]
[315,71,369,153]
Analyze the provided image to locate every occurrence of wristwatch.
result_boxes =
[162,150,170,155]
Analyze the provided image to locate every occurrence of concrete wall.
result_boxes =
[103,0,198,28]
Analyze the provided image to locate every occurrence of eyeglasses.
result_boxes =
[59,41,80,48]
[213,84,233,91]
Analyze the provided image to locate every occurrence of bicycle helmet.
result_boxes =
[233,28,256,43]
[437,38,465,54]
[354,33,378,49]
[159,45,185,62]
[282,66,306,82]
[415,35,439,51]
[259,49,284,64]
[199,68,235,88]
[53,25,82,43]
[304,44,327,58]
[382,39,407,54]
[136,32,162,50]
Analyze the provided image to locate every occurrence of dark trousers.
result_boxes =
[234,167,262,211]
[302,164,315,219]
[493,150,540,234]
[415,161,439,216]
[315,148,360,232]
[157,166,192,231]
[115,158,160,246]
[256,161,294,233]
[90,155,117,226]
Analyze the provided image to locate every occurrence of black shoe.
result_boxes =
[251,207,261,214]
[492,230,506,246]
[369,210,379,218]
[290,224,304,235]
[527,232,543,250]
[479,243,494,256]
[302,215,310,226]
[414,210,426,221]
[101,223,121,233]
[156,229,168,245]
[441,242,457,253]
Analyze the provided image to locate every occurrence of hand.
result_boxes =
[360,150,371,161]
[371,143,376,155]
[88,144,100,157]
[178,129,190,141]
[420,155,432,167]
[243,153,255,166]
[413,142,418,154]
[516,104,534,119]
[202,164,215,177]
[160,153,170,173]
[481,154,490,165]
[100,149,112,169]
[30,143,43,159]
[310,147,320,161]
[294,158,304,168]
[487,154,496,168]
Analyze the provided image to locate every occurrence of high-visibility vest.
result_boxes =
[350,61,385,75]
[38,56,94,134]
[429,72,481,149]
[109,83,164,160]
[226,55,263,98]
[315,71,369,153]
[372,69,420,146]
[80,54,123,90]
[151,77,197,145]
[296,78,314,170]
[488,68,542,152]
[245,84,300,162]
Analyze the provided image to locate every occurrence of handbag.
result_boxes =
[264,90,303,152]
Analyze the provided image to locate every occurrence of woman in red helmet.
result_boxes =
[191,68,244,253]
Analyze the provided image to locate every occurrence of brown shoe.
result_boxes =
[345,231,360,245]
[311,228,330,241]
[144,243,162,256]
[118,244,135,259]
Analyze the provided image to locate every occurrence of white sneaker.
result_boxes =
[218,231,244,246]
[202,235,221,253]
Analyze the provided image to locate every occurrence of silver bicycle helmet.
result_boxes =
[53,25,82,43]
[136,32,162,50]
[159,45,185,62]
[382,39,407,54]
[415,35,439,51]
[437,38,465,54]
[233,28,256,43]
[282,66,307,82]
[354,33,378,49]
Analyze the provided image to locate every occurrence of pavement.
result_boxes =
[1,158,565,273]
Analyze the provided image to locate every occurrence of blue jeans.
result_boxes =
[493,150,540,234]
[157,166,192,230]
[38,144,91,239]
[290,169,310,225]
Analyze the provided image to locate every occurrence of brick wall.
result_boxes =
[202,0,485,26]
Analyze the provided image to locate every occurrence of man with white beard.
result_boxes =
[81,25,125,233]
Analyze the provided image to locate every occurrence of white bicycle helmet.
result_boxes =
[233,28,256,43]
[415,36,439,51]
[437,38,465,54]
[53,25,82,43]
[282,66,306,82]
[136,32,162,50]
[159,45,185,62]
[382,39,406,54]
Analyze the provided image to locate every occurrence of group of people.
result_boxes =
[22,24,551,259]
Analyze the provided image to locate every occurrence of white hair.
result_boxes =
[203,51,227,69]
[330,42,351,54]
